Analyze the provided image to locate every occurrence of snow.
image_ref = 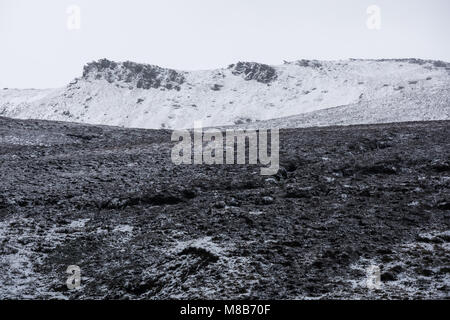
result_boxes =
[172,236,225,256]
[0,59,449,129]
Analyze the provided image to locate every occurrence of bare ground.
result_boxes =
[0,116,449,299]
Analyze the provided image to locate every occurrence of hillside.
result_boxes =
[230,86,450,130]
[1,58,449,129]
[0,117,449,299]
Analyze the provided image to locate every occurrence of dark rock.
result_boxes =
[182,188,197,199]
[227,198,240,207]
[294,60,322,68]
[0,245,18,255]
[179,247,219,264]
[211,84,223,91]
[430,160,450,172]
[390,265,403,274]
[82,59,185,90]
[275,167,288,180]
[229,62,277,83]
[417,268,434,277]
[359,164,397,175]
[124,277,159,295]
[261,196,274,205]
[438,267,450,274]
[214,201,226,209]
[377,248,393,255]
[380,272,396,282]
[285,185,314,198]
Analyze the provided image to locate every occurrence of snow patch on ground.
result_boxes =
[338,231,450,299]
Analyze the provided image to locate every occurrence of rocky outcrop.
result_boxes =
[228,61,277,83]
[82,59,185,90]
[292,59,322,68]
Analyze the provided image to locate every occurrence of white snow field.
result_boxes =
[0,58,449,129]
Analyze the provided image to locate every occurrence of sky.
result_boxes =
[1,0,449,88]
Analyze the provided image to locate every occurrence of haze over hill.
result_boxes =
[0,58,449,129]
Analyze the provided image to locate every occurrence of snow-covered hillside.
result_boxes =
[230,86,450,130]
[0,58,449,129]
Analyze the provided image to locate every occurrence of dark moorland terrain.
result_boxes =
[0,116,449,299]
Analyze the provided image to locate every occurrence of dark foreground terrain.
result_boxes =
[0,116,448,299]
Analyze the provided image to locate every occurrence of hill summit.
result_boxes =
[0,58,449,129]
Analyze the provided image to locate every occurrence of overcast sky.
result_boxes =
[1,0,449,88]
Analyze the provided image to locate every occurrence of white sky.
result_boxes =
[1,0,449,88]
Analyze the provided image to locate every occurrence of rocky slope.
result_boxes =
[1,58,449,129]
[0,116,448,299]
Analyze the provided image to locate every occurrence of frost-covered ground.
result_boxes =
[1,58,449,129]
[0,117,448,299]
